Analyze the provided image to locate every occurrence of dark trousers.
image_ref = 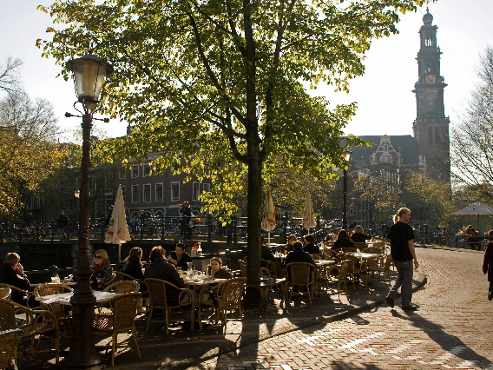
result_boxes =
[387,260,413,307]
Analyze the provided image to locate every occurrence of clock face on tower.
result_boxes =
[425,73,436,84]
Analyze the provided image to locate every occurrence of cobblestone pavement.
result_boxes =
[196,248,493,370]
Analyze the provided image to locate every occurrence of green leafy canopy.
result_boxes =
[40,0,428,220]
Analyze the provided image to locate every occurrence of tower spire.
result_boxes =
[413,9,451,183]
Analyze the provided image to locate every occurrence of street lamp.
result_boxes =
[65,54,112,369]
[342,151,351,230]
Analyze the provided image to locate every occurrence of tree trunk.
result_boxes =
[242,0,262,307]
[244,142,262,306]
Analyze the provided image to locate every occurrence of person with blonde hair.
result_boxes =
[91,249,114,290]
[386,207,420,312]
[284,234,298,253]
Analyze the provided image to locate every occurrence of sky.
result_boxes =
[0,0,492,141]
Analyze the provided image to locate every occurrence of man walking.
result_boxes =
[386,207,420,312]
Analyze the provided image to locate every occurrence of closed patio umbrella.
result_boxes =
[105,184,131,262]
[261,189,276,247]
[303,192,316,232]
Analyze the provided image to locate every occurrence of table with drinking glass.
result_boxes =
[179,269,229,328]
[345,251,381,285]
[312,259,336,294]
[259,276,287,312]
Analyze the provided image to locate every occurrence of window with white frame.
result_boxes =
[192,182,201,201]
[131,184,139,203]
[170,182,180,202]
[202,182,211,193]
[118,167,128,179]
[143,163,151,177]
[155,183,163,202]
[131,165,140,178]
[143,184,152,202]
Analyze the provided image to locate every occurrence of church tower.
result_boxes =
[413,9,450,183]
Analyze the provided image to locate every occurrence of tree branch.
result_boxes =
[187,11,248,127]
[261,0,297,160]
[225,0,247,58]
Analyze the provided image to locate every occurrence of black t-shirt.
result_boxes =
[387,222,415,261]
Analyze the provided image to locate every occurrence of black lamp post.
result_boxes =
[342,151,351,230]
[64,54,112,369]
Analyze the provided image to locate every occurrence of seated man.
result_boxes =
[286,241,315,266]
[0,252,32,305]
[351,225,369,243]
[145,246,184,305]
[168,242,192,271]
[303,234,320,256]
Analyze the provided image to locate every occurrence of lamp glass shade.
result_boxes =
[67,54,112,112]
[343,151,351,162]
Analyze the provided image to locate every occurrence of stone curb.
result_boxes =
[417,244,485,253]
[179,272,428,369]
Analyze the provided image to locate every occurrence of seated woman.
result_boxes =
[200,257,232,307]
[207,257,232,279]
[122,247,145,280]
[0,252,34,305]
[284,234,298,253]
[321,234,336,257]
[332,229,354,250]
[91,249,114,290]
[351,225,369,243]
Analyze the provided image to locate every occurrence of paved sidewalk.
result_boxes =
[196,247,493,370]
[112,269,427,370]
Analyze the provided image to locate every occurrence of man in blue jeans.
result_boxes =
[386,207,420,312]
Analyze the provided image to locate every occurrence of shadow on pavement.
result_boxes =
[407,312,492,368]
[329,361,384,370]
[214,311,260,370]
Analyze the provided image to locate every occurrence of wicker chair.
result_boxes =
[0,328,20,370]
[285,262,316,305]
[0,299,60,365]
[352,242,368,250]
[144,278,194,335]
[104,280,140,294]
[238,259,248,277]
[34,283,73,324]
[114,271,139,281]
[214,278,245,334]
[0,283,32,306]
[93,293,142,368]
[0,286,11,300]
[336,259,357,291]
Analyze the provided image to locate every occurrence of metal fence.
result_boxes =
[0,215,335,245]
[0,216,458,247]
